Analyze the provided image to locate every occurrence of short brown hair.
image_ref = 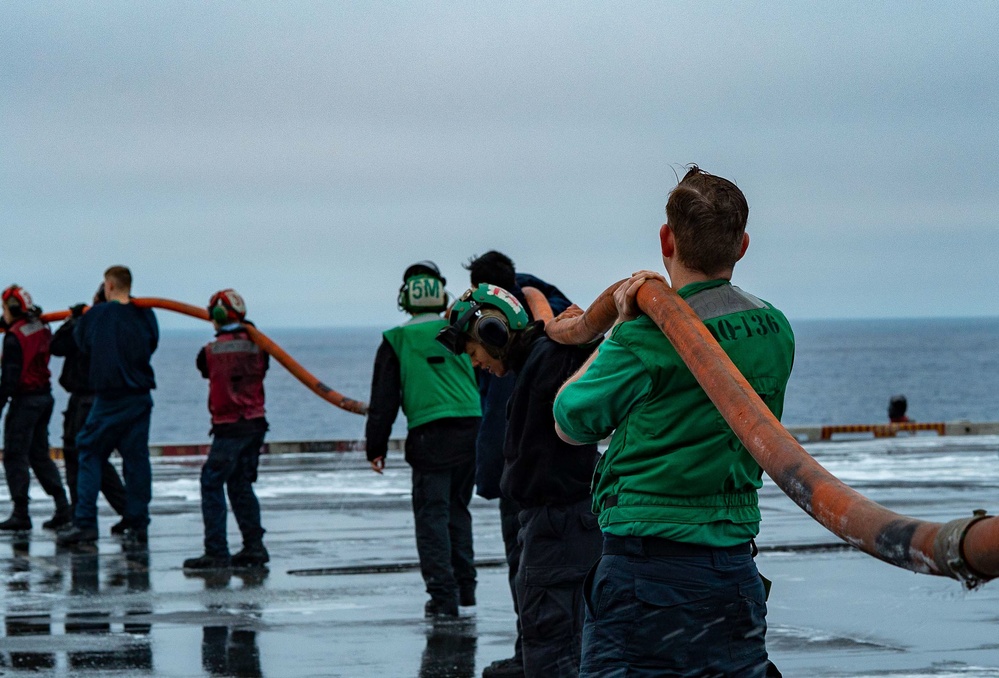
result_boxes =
[665,165,749,276]
[104,265,132,290]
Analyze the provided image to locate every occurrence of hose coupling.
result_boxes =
[933,509,990,590]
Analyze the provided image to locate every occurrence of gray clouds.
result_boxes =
[2,2,997,326]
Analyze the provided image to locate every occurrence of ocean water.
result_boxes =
[783,317,999,427]
[33,316,999,446]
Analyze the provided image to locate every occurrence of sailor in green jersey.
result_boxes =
[554,166,792,677]
[365,261,482,618]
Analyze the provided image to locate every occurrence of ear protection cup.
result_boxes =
[472,314,510,350]
[211,302,230,324]
[397,283,409,312]
[468,308,515,359]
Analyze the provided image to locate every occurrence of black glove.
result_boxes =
[70,303,87,318]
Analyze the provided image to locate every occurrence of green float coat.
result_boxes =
[383,314,481,429]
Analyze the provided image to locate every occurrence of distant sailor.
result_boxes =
[59,265,158,547]
[184,289,271,571]
[0,284,72,532]
[365,261,481,618]
[888,394,911,423]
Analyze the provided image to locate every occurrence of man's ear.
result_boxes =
[736,232,750,262]
[659,224,675,258]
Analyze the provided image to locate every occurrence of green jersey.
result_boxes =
[553,280,795,546]
[383,314,481,429]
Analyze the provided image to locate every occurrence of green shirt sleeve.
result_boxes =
[553,334,651,444]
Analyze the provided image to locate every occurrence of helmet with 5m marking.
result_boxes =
[398,260,449,314]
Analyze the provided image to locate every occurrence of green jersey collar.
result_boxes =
[676,279,730,299]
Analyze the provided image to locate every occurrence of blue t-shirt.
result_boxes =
[74,302,158,397]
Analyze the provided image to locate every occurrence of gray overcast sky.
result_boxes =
[2,2,997,328]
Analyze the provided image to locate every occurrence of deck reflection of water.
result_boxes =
[0,437,997,676]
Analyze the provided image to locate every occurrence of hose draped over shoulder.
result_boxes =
[546,277,998,588]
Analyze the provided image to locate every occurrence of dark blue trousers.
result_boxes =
[3,393,67,508]
[200,433,265,557]
[411,459,476,607]
[516,498,602,678]
[500,496,524,661]
[62,393,126,514]
[580,535,775,678]
[74,393,153,531]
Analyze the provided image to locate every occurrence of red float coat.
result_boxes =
[8,317,52,393]
[204,329,267,425]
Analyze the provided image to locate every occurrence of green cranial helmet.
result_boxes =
[436,283,529,357]
[398,261,448,314]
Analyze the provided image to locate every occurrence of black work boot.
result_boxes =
[231,543,269,568]
[123,527,148,549]
[424,598,459,618]
[0,505,32,531]
[57,525,99,545]
[183,553,231,570]
[42,504,74,530]
[482,655,526,678]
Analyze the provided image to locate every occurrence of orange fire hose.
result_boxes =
[520,286,555,324]
[545,279,625,341]
[547,278,998,588]
[38,299,368,416]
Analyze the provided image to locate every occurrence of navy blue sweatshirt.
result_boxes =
[474,272,573,499]
[499,327,600,508]
[74,301,158,397]
[51,315,92,395]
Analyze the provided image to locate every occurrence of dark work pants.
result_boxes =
[62,393,126,515]
[200,432,266,557]
[517,498,602,678]
[580,535,775,678]
[500,496,524,660]
[74,393,153,532]
[411,459,476,606]
[3,393,68,508]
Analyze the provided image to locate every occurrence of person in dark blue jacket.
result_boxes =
[462,251,572,678]
[59,266,158,547]
[50,284,128,535]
